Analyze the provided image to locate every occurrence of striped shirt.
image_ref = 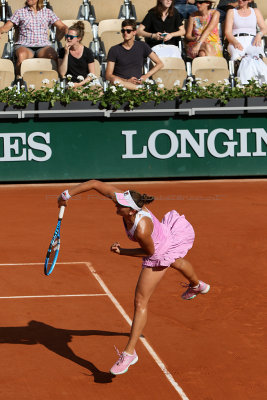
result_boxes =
[10,6,59,47]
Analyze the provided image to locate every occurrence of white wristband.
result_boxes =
[61,190,71,201]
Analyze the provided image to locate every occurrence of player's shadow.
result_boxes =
[0,320,129,383]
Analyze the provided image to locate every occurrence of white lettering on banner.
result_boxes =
[0,132,52,162]
[122,128,267,159]
[0,133,27,161]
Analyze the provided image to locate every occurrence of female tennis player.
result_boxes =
[58,179,210,375]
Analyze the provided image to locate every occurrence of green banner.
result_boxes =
[0,115,267,181]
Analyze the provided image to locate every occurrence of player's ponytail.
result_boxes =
[130,191,154,208]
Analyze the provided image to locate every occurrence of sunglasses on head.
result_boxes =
[65,34,78,39]
[121,28,134,34]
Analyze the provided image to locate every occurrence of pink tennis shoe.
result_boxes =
[110,347,138,375]
[181,280,210,300]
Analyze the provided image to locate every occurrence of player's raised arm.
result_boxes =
[58,179,123,206]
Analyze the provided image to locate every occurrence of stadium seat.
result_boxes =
[20,58,58,89]
[131,0,155,23]
[0,59,15,89]
[255,0,267,19]
[98,19,123,60]
[0,21,13,58]
[152,57,187,89]
[89,0,124,23]
[58,19,93,48]
[191,56,230,85]
[46,0,88,21]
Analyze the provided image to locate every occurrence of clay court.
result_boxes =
[0,180,266,400]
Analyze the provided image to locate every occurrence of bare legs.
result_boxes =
[170,258,199,287]
[124,266,168,354]
[198,42,217,57]
[15,46,58,76]
[123,258,199,355]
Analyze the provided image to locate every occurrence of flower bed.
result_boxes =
[0,75,266,110]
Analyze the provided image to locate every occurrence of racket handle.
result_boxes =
[58,206,65,220]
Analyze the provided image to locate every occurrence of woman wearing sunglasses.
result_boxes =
[186,0,222,59]
[137,0,185,58]
[58,21,95,88]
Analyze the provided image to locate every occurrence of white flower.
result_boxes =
[203,79,209,83]
[66,74,72,80]
[136,84,144,89]
[42,79,50,84]
[182,87,186,91]
[114,80,120,85]
[188,76,194,82]
[21,85,25,89]
[68,81,75,88]
[49,88,54,92]
[8,86,13,90]
[224,79,230,85]
[158,83,164,89]
[88,73,97,79]
[155,77,162,83]
[145,78,154,84]
[174,80,180,86]
[195,77,202,82]
[77,75,84,81]
[123,87,127,91]
[110,85,117,93]
[217,80,222,84]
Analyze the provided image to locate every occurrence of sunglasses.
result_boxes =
[121,29,134,34]
[65,34,78,39]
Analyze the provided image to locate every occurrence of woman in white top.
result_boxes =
[225,0,267,61]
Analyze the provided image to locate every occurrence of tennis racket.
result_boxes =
[44,206,65,276]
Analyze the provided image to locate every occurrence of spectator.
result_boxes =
[58,21,95,87]
[225,0,267,84]
[216,1,238,23]
[186,0,222,59]
[137,0,185,58]
[105,19,163,91]
[174,0,198,19]
[0,0,67,76]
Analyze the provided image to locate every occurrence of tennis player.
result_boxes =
[58,179,210,375]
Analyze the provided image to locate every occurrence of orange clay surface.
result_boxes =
[0,180,266,400]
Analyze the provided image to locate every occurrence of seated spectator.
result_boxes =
[137,0,185,58]
[106,19,163,90]
[225,0,267,84]
[186,0,222,59]
[58,21,95,87]
[174,0,198,19]
[216,1,238,23]
[0,0,67,75]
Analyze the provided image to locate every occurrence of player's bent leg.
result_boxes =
[170,258,210,300]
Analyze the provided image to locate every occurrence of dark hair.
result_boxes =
[130,190,154,208]
[69,21,85,40]
[122,19,137,31]
[153,0,175,18]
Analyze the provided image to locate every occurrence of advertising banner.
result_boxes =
[0,115,267,181]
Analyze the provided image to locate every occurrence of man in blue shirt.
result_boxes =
[174,0,197,19]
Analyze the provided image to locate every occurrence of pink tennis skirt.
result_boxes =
[142,210,195,268]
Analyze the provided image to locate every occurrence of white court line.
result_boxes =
[0,294,107,299]
[0,261,189,400]
[86,262,190,400]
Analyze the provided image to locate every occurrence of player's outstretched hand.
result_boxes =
[110,242,121,254]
